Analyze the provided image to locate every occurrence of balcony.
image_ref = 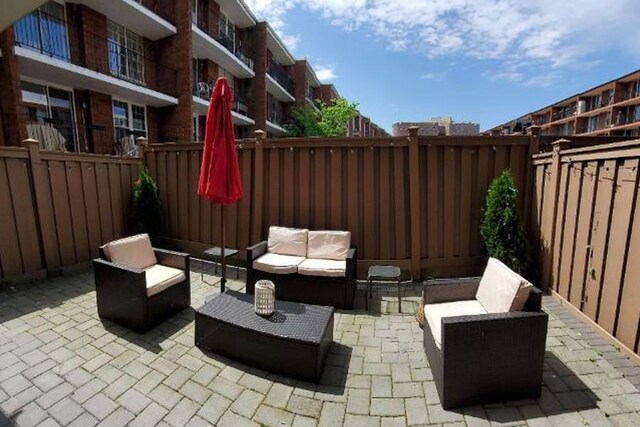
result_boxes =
[266,109,288,136]
[191,6,254,79]
[266,59,295,102]
[13,11,178,107]
[192,80,254,126]
[72,0,176,40]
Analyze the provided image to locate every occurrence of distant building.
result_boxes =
[392,117,479,136]
[486,68,640,137]
[347,113,388,137]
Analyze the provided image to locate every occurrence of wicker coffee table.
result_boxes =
[194,290,334,381]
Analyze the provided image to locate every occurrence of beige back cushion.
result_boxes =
[475,258,533,313]
[267,226,309,257]
[307,230,351,260]
[104,234,157,270]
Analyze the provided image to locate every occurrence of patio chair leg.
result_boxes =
[366,279,371,311]
[398,278,402,313]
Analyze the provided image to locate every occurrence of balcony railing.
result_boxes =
[193,80,252,117]
[551,106,577,121]
[269,109,283,125]
[193,6,254,70]
[14,10,178,97]
[267,59,294,95]
[14,9,70,62]
[25,116,78,152]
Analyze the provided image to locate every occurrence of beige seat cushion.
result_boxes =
[424,300,487,349]
[145,264,185,297]
[475,257,533,313]
[267,226,309,257]
[298,258,346,277]
[307,230,351,260]
[253,253,305,274]
[104,234,157,270]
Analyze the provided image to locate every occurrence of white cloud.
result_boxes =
[315,65,337,81]
[420,72,445,80]
[244,0,640,87]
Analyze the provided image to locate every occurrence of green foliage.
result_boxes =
[132,164,163,236]
[480,169,531,273]
[284,105,322,137]
[284,98,359,137]
[318,98,359,137]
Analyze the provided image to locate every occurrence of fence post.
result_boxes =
[408,126,422,282]
[137,136,148,163]
[524,125,541,234]
[21,138,55,274]
[251,130,266,244]
[540,138,571,291]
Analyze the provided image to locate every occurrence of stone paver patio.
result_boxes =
[0,262,639,426]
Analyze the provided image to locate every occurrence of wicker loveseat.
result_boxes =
[422,258,548,409]
[93,234,191,333]
[246,226,356,309]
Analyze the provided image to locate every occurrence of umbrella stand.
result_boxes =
[220,205,227,293]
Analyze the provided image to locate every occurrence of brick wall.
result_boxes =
[147,107,159,143]
[86,91,114,154]
[0,28,27,146]
[252,22,268,133]
[318,84,336,105]
[293,60,307,108]
[392,122,440,136]
[158,0,192,142]
[76,6,109,74]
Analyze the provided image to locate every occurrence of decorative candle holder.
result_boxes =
[254,280,275,316]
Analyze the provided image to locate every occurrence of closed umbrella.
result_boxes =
[198,77,243,293]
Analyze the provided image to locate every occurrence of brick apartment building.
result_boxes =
[487,69,640,137]
[392,117,479,137]
[0,0,380,154]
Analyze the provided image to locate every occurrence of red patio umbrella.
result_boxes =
[198,77,243,293]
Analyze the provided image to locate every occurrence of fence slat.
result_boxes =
[597,159,638,332]
[583,160,616,321]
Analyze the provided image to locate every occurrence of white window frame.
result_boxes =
[108,20,145,84]
[21,77,79,151]
[112,98,148,140]
[218,9,235,49]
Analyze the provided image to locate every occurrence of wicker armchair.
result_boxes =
[93,235,190,333]
[422,268,548,409]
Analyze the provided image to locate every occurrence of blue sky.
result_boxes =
[246,0,640,133]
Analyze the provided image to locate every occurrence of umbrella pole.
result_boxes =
[220,205,226,293]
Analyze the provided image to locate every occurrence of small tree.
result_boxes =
[284,105,322,137]
[480,169,530,273]
[131,164,163,237]
[318,98,359,136]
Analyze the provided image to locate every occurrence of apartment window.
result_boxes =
[587,116,599,133]
[14,1,70,61]
[192,0,198,24]
[22,80,77,152]
[218,10,235,49]
[218,66,235,92]
[113,100,147,147]
[108,21,145,84]
[634,81,640,99]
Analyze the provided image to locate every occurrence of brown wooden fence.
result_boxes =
[533,139,640,356]
[0,141,138,282]
[144,131,533,279]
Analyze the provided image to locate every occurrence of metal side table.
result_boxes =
[201,246,239,286]
[367,265,402,312]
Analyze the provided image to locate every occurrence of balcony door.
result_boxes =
[21,80,77,152]
[113,100,147,155]
[14,1,70,61]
